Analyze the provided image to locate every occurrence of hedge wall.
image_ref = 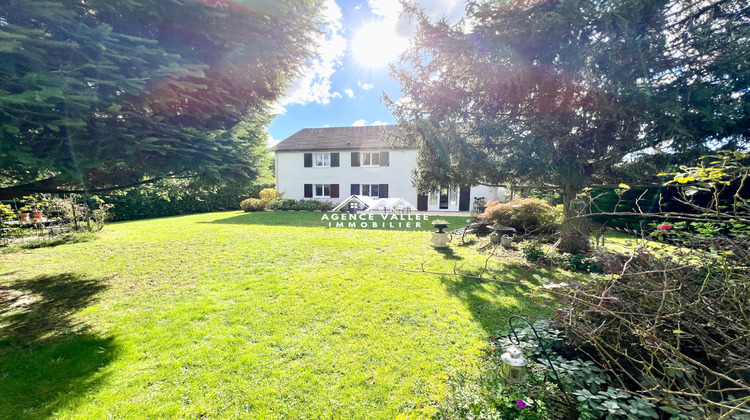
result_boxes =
[104,184,272,222]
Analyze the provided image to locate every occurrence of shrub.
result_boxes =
[480,198,558,233]
[104,182,273,221]
[258,187,278,202]
[266,198,332,211]
[437,319,658,419]
[522,244,545,262]
[555,235,750,418]
[240,198,267,212]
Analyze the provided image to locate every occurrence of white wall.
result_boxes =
[276,150,420,205]
[470,185,506,204]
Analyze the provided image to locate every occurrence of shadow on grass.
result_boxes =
[204,211,463,232]
[433,247,464,261]
[0,273,118,419]
[204,211,325,227]
[438,265,550,336]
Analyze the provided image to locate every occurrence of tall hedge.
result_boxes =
[104,184,272,222]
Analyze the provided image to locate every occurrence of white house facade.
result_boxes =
[274,125,504,212]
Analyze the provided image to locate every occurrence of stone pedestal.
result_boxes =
[431,232,450,248]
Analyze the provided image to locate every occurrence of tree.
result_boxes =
[0,0,323,200]
[386,0,750,252]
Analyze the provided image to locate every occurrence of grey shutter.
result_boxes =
[379,151,389,166]
[378,184,388,198]
[417,194,428,211]
[351,152,360,167]
[351,184,360,195]
[331,152,340,167]
[459,187,471,211]
[304,153,312,167]
[331,184,340,198]
[304,184,313,198]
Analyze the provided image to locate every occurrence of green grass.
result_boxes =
[0,211,547,419]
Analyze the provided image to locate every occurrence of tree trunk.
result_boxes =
[559,179,590,254]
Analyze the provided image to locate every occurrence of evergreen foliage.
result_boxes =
[387,0,750,251]
[0,0,322,199]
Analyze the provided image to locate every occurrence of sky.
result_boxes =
[266,0,466,146]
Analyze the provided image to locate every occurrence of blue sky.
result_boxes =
[266,0,466,145]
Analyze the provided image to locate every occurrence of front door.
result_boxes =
[439,188,449,209]
[428,187,460,211]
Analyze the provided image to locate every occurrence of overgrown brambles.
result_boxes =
[554,222,750,417]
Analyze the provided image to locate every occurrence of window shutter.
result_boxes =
[380,151,389,166]
[304,153,312,167]
[417,194,428,211]
[331,184,340,198]
[378,184,388,198]
[304,184,313,198]
[351,184,360,195]
[459,187,471,211]
[331,152,340,167]
[351,152,360,167]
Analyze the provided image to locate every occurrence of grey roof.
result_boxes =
[275,125,406,152]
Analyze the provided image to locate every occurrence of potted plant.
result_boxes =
[473,197,487,213]
[431,219,450,233]
[18,204,31,222]
[31,205,44,221]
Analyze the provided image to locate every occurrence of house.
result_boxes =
[274,125,505,212]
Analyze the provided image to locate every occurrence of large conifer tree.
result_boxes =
[0,0,322,199]
[387,0,749,251]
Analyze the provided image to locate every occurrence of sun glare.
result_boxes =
[351,22,409,68]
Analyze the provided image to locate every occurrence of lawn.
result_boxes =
[0,211,548,419]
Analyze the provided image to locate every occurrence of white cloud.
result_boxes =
[344,88,355,98]
[352,119,367,126]
[371,121,388,126]
[277,0,346,106]
[358,81,374,90]
[266,132,280,148]
[268,101,287,116]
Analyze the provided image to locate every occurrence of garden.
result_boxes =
[2,154,748,419]
[2,0,748,417]
[1,209,542,419]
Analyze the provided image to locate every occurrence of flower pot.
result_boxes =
[432,223,449,233]
[32,211,43,221]
[19,212,30,222]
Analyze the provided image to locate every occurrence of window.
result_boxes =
[314,184,331,197]
[361,184,379,198]
[450,189,458,206]
[361,152,380,167]
[314,153,330,167]
[351,151,388,167]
